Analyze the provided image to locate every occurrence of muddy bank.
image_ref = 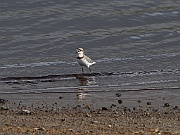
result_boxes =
[0,99,180,135]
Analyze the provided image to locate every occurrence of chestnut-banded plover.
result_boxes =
[76,48,96,72]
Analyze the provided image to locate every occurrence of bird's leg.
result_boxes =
[88,68,91,72]
[82,67,84,73]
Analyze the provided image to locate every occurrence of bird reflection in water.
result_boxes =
[75,74,96,101]
[76,74,96,86]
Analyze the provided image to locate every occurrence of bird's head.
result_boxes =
[76,48,84,57]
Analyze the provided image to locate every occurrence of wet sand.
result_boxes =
[0,0,180,134]
[0,94,180,135]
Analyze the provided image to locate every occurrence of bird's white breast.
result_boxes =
[77,58,91,67]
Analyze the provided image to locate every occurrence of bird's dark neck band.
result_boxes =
[77,56,84,59]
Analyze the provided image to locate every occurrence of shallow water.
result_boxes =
[0,0,180,107]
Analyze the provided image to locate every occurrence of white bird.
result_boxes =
[76,48,96,72]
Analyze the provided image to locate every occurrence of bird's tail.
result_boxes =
[92,62,96,65]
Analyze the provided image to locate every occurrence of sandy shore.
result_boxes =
[0,98,180,135]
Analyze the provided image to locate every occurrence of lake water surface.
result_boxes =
[0,0,180,107]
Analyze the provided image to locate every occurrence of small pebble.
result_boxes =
[91,120,98,124]
[102,107,108,111]
[38,127,46,131]
[59,96,63,99]
[113,111,118,115]
[115,93,121,97]
[110,104,116,108]
[19,109,31,115]
[152,108,159,112]
[85,130,90,134]
[108,124,112,128]
[138,100,141,103]
[0,99,8,104]
[164,103,170,107]
[1,106,9,110]
[173,106,178,110]
[144,112,150,116]
[85,113,92,118]
[147,102,151,105]
[61,118,66,122]
[154,128,160,133]
[118,100,122,104]
[123,107,127,112]
[127,108,131,112]
[34,127,46,131]
[68,129,74,132]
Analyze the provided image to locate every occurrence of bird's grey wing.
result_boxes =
[84,55,93,63]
